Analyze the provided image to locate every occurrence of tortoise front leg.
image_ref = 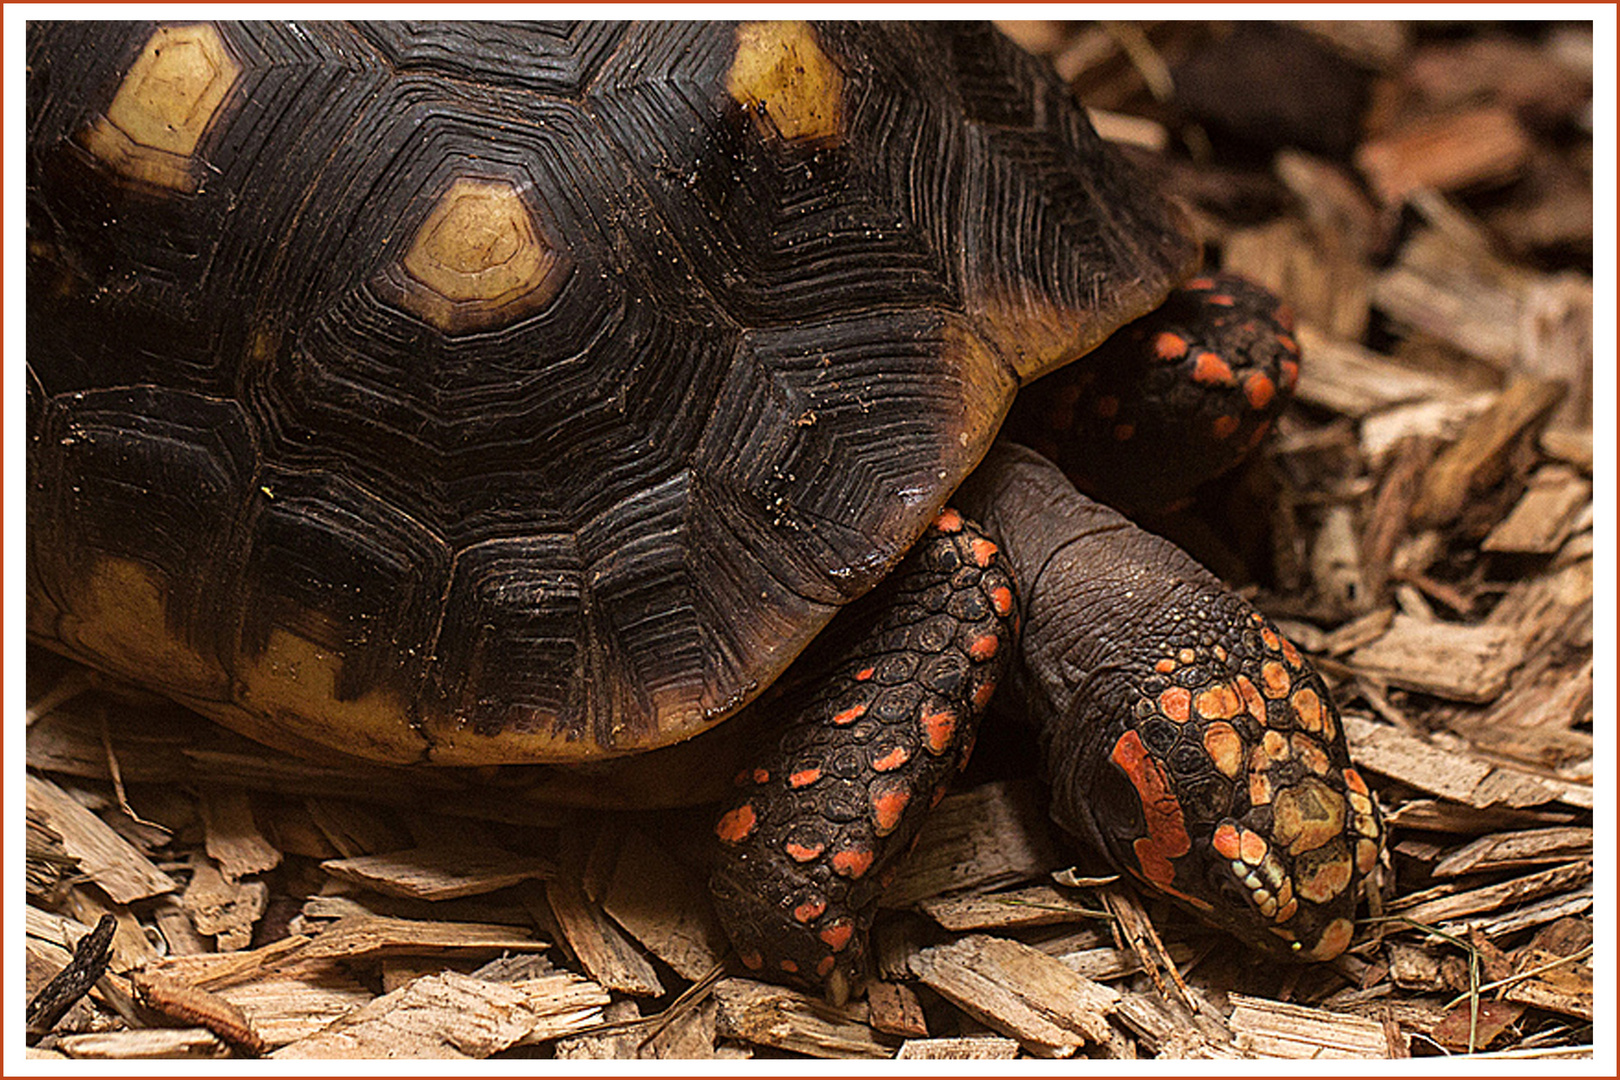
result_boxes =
[708,509,1017,1003]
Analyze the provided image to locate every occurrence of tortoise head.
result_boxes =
[1086,613,1383,963]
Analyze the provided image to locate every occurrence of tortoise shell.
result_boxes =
[26,21,1196,764]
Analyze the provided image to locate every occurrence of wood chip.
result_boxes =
[271,970,609,1058]
[26,775,176,904]
[1481,465,1592,553]
[1342,715,1567,808]
[1356,106,1532,203]
[545,874,664,997]
[212,970,375,1049]
[1227,991,1394,1057]
[199,786,281,882]
[1392,859,1592,928]
[1088,107,1169,152]
[1112,983,1241,1058]
[293,914,548,960]
[320,844,553,900]
[182,854,267,951]
[598,826,728,981]
[68,889,161,973]
[1499,947,1593,1020]
[1058,942,1196,982]
[895,1035,1022,1059]
[554,996,724,1059]
[881,780,1058,907]
[56,1027,230,1059]
[1432,826,1592,877]
[1224,221,1372,341]
[1383,798,1578,834]
[1410,377,1566,528]
[132,969,268,1055]
[910,934,1118,1057]
[1293,324,1479,419]
[1431,999,1526,1051]
[918,884,1095,932]
[301,890,534,928]
[304,797,414,858]
[1453,886,1592,941]
[711,978,894,1059]
[866,980,928,1038]
[1349,613,1525,702]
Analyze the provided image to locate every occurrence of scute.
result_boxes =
[27,21,1196,763]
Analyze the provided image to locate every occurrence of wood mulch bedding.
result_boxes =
[24,20,1595,1061]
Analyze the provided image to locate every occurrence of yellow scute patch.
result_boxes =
[235,627,424,765]
[727,22,845,146]
[397,178,569,333]
[1269,776,1347,856]
[80,24,241,191]
[58,556,227,700]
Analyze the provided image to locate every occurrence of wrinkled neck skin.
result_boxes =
[955,442,1374,963]
[956,443,1221,855]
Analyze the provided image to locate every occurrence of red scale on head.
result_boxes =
[1109,730,1191,890]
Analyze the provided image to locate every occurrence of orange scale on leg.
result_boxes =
[1154,331,1189,360]
[715,804,757,843]
[819,921,854,952]
[968,633,1000,661]
[872,787,911,834]
[871,746,909,772]
[789,767,822,788]
[793,898,827,923]
[1244,372,1276,411]
[1193,351,1236,386]
[785,840,825,862]
[831,847,874,878]
[921,709,956,753]
[832,702,867,725]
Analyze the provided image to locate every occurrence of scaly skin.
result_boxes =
[709,511,1016,1001]
[1006,273,1300,514]
[956,444,1381,963]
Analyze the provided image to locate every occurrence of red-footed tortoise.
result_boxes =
[27,21,1382,1000]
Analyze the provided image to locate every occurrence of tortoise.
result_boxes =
[27,20,1382,1000]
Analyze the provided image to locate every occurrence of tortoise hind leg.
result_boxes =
[708,510,1017,1002]
[1005,272,1300,515]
